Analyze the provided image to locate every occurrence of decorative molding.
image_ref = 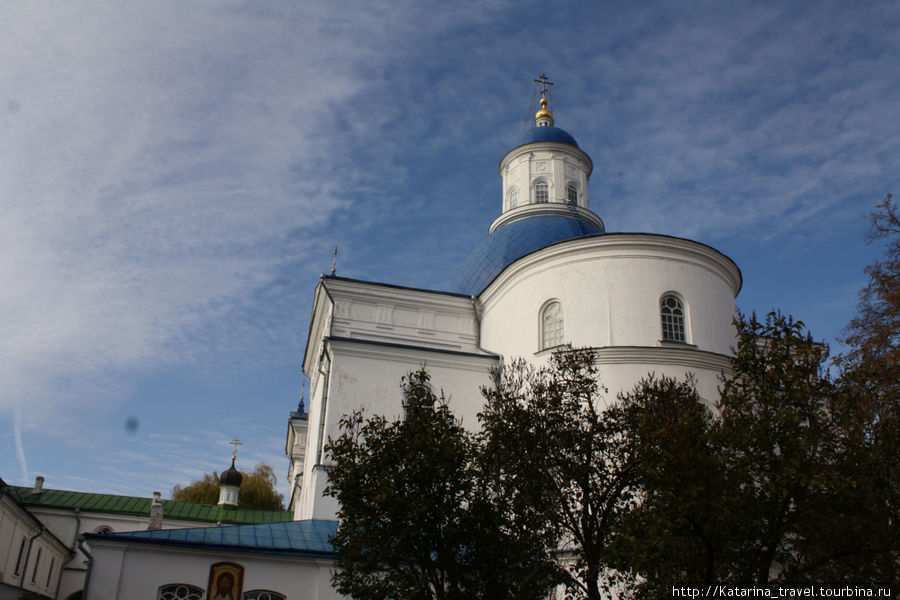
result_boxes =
[334,300,351,321]
[500,141,593,177]
[489,202,604,233]
[417,310,435,332]
[326,336,499,372]
[375,304,393,329]
[590,345,732,371]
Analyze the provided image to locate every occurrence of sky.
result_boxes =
[1,1,899,504]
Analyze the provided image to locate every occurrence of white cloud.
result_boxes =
[1,0,898,494]
[0,3,394,425]
[0,0,525,487]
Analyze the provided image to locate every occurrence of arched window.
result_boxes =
[541,302,564,349]
[92,525,114,535]
[507,187,518,209]
[158,584,203,600]
[567,184,577,204]
[660,295,686,342]
[534,180,548,203]
[243,592,287,600]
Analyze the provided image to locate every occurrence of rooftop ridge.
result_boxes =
[7,485,293,524]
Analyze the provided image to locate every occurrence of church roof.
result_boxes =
[450,213,604,296]
[7,485,293,525]
[515,125,579,148]
[85,519,338,556]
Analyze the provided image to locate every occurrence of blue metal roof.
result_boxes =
[450,214,604,295]
[88,519,338,556]
[516,125,579,148]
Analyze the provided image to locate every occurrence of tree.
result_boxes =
[324,369,559,600]
[172,463,285,511]
[831,194,900,581]
[710,312,844,583]
[172,472,219,504]
[614,312,898,588]
[838,194,900,396]
[480,349,639,600]
[608,375,725,597]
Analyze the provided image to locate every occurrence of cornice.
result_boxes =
[591,345,733,372]
[322,277,475,311]
[499,142,593,177]
[489,203,605,234]
[325,336,499,370]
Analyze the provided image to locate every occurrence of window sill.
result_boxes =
[534,343,572,357]
[658,340,697,349]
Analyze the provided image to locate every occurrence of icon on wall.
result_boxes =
[207,561,244,600]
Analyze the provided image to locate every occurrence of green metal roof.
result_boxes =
[7,486,293,525]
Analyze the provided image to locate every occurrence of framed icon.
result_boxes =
[207,561,244,600]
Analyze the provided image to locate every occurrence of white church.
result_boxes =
[2,81,742,599]
[285,82,741,522]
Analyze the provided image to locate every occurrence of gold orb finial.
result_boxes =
[535,96,554,124]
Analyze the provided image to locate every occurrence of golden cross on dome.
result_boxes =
[534,74,554,98]
[230,437,242,460]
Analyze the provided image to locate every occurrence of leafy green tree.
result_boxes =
[172,472,218,504]
[325,369,559,600]
[830,194,900,581]
[711,311,844,583]
[480,349,639,600]
[609,375,725,597]
[838,194,900,397]
[238,463,285,511]
[172,463,285,510]
[614,312,898,589]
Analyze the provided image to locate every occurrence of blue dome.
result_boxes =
[516,125,579,148]
[451,214,604,295]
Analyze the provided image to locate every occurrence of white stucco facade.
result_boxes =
[0,486,70,600]
[84,540,340,600]
[291,278,497,519]
[477,232,740,402]
[20,504,219,600]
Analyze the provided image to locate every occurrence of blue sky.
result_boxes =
[2,1,898,503]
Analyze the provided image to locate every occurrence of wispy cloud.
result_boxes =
[0,0,897,496]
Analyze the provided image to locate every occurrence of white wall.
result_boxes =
[296,339,496,520]
[479,232,740,399]
[85,542,342,600]
[0,495,69,599]
[25,505,227,600]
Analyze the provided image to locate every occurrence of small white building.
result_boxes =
[83,520,339,600]
[4,467,292,599]
[0,477,71,600]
